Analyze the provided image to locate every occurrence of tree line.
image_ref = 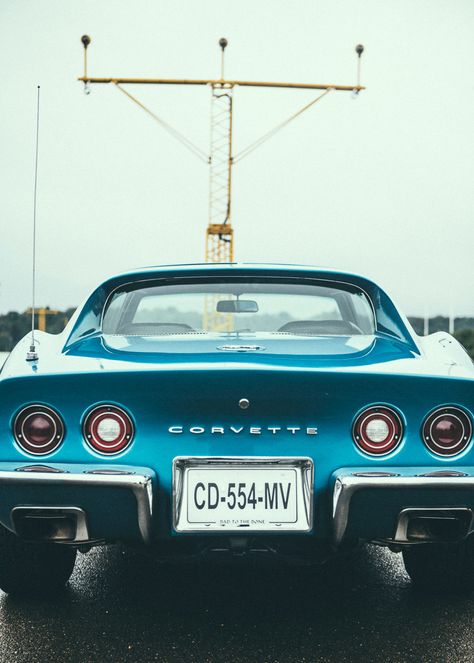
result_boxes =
[0,309,75,352]
[0,308,473,359]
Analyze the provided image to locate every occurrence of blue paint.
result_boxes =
[1,264,473,542]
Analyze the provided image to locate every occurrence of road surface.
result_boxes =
[0,544,473,663]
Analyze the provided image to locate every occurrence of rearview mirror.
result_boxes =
[216,299,259,313]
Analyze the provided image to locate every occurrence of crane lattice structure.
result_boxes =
[78,37,364,329]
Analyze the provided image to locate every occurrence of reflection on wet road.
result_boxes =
[0,544,473,662]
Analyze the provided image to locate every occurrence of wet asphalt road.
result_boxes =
[0,544,473,663]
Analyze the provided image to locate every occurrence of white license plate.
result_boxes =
[173,458,313,532]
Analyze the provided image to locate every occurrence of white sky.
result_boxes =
[0,0,473,316]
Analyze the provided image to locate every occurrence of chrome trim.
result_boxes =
[394,507,473,543]
[0,468,153,543]
[86,469,135,475]
[352,471,400,478]
[218,345,265,352]
[173,456,313,533]
[16,464,68,473]
[333,471,474,546]
[417,470,468,478]
[11,506,90,543]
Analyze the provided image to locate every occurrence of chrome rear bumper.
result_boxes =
[333,469,474,546]
[0,464,154,544]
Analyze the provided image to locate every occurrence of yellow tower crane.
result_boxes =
[26,307,62,332]
[78,37,365,328]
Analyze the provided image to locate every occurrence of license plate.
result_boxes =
[173,457,313,532]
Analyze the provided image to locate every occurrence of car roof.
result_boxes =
[108,262,372,282]
[62,262,420,354]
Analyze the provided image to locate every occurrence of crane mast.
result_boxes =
[205,78,234,330]
[206,37,234,271]
[207,84,233,264]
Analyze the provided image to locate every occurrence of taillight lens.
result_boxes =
[83,405,134,454]
[422,407,472,456]
[353,406,403,456]
[14,405,64,455]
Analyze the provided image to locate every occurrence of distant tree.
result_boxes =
[0,307,472,359]
[455,329,474,360]
[0,309,75,351]
[456,318,474,331]
[0,312,30,350]
[0,332,11,352]
[409,317,474,338]
[408,317,423,335]
[408,316,452,335]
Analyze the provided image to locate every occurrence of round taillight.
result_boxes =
[422,407,472,457]
[14,405,64,455]
[353,406,403,456]
[83,405,134,454]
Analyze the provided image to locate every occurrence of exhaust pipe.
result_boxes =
[11,506,89,543]
[394,508,473,544]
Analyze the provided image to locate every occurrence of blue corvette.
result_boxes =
[0,263,473,595]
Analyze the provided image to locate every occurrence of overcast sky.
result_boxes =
[1,0,473,316]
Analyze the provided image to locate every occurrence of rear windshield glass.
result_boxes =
[102,279,375,337]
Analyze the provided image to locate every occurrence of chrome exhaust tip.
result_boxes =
[11,506,89,543]
[394,508,473,544]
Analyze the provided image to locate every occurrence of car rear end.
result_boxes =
[1,359,473,555]
[0,265,473,594]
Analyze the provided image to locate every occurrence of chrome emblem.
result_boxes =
[217,345,265,352]
[239,398,250,410]
[168,426,318,436]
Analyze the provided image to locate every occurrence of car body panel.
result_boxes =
[0,264,473,549]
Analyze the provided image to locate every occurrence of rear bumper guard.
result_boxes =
[333,469,474,545]
[0,464,154,544]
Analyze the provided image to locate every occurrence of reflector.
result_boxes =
[97,417,122,442]
[365,418,390,443]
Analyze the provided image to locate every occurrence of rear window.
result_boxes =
[102,279,375,337]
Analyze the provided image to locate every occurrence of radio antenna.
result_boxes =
[26,86,41,362]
